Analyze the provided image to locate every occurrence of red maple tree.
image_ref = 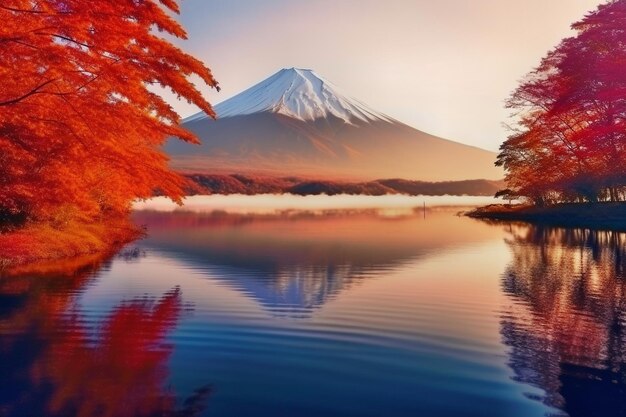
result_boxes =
[0,0,218,223]
[497,0,626,205]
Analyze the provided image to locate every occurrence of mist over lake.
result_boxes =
[134,194,505,213]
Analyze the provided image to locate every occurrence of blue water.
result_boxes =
[1,204,624,417]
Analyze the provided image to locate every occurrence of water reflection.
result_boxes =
[500,224,626,417]
[134,208,501,317]
[0,261,209,417]
[5,205,601,417]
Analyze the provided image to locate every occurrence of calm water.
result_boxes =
[0,197,624,417]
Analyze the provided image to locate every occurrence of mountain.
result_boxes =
[166,68,502,181]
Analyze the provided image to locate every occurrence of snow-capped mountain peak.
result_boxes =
[185,68,392,124]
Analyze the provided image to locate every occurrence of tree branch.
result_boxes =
[0,78,60,106]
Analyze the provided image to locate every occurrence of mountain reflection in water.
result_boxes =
[133,208,500,318]
[500,224,626,417]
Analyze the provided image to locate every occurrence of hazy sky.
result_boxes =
[169,0,603,151]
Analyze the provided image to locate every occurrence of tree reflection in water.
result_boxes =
[0,256,209,417]
[500,224,626,417]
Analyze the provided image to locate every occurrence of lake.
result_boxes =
[1,195,624,417]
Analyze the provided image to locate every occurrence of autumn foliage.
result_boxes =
[497,0,626,205]
[0,0,217,223]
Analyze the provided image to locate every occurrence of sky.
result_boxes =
[168,0,604,151]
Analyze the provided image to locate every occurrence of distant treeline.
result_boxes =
[185,174,504,196]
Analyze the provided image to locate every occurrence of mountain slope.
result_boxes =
[166,68,502,181]
[185,67,392,124]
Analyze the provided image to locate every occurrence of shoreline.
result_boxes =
[4,199,624,274]
[0,218,141,275]
[466,202,626,232]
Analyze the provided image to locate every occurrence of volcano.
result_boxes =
[166,68,501,181]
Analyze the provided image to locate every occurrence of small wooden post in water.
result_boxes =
[423,201,426,219]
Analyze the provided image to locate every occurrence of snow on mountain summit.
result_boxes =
[185,68,393,124]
